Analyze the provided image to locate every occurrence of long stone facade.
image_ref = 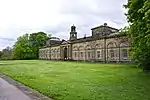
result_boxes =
[39,23,130,62]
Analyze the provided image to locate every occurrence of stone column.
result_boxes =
[68,45,71,60]
[67,45,69,59]
[60,46,62,60]
[104,38,107,63]
[70,44,72,60]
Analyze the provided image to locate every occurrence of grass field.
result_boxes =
[0,60,150,100]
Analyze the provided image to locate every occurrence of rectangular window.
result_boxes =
[92,52,94,59]
[88,51,90,58]
[75,52,77,58]
[97,51,101,58]
[101,50,104,57]
[80,52,83,58]
[110,50,115,58]
[56,52,59,59]
[122,49,128,58]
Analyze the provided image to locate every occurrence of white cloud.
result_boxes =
[0,0,128,50]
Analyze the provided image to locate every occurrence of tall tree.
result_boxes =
[0,51,3,58]
[125,0,150,71]
[0,46,12,59]
[29,32,49,59]
[13,34,33,59]
[13,32,49,59]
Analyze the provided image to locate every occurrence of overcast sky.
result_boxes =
[0,0,128,50]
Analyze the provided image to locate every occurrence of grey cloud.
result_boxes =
[59,0,127,26]
[0,36,15,41]
[0,39,14,50]
[0,0,128,49]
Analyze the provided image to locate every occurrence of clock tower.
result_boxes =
[70,25,77,40]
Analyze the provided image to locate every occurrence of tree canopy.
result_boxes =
[13,32,49,60]
[0,46,12,60]
[125,0,150,71]
[0,51,2,58]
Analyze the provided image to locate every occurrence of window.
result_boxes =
[92,52,94,59]
[80,52,83,58]
[110,50,115,58]
[88,51,90,58]
[97,51,101,58]
[75,52,77,58]
[122,49,128,58]
[120,42,128,47]
[108,42,115,48]
[57,53,59,58]
[57,50,59,58]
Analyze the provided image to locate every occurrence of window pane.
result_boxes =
[81,52,83,58]
[122,49,128,57]
[97,51,100,58]
[75,52,76,58]
[110,50,114,58]
[88,52,90,58]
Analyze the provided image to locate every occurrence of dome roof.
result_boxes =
[71,25,75,28]
[50,37,60,41]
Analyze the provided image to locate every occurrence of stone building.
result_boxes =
[39,23,130,62]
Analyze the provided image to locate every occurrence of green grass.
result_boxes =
[0,60,150,100]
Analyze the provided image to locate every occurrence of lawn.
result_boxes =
[0,60,150,100]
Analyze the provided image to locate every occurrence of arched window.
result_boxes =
[95,44,102,49]
[97,51,101,58]
[73,46,78,51]
[107,42,116,48]
[78,46,84,51]
[86,45,92,59]
[86,45,91,50]
[120,41,128,47]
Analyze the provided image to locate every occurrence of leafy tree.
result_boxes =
[13,34,33,59]
[0,51,3,58]
[13,32,49,59]
[29,32,49,59]
[119,26,129,35]
[0,46,12,60]
[125,0,150,71]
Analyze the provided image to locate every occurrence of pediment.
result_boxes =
[62,40,71,44]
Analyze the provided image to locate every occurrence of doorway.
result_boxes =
[64,47,67,60]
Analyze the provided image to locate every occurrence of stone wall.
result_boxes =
[39,36,130,62]
[39,46,60,60]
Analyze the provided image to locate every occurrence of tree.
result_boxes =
[12,32,49,59]
[125,0,150,71]
[0,51,3,58]
[0,46,12,60]
[29,32,49,59]
[13,34,33,59]
[119,26,129,35]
